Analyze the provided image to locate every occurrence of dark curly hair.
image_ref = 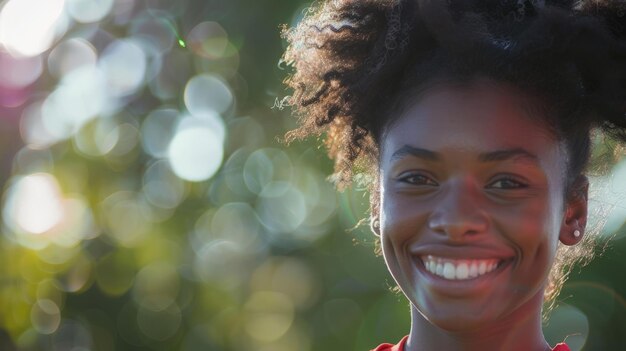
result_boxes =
[281,0,626,305]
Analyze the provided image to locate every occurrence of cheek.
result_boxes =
[380,191,430,242]
[495,203,556,252]
[378,191,430,278]
[493,199,560,281]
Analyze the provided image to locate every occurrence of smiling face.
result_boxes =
[375,79,582,332]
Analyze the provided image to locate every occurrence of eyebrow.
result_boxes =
[390,145,539,164]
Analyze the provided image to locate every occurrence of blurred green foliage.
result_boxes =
[0,0,624,350]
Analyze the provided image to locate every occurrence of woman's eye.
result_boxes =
[488,178,528,189]
[398,173,438,186]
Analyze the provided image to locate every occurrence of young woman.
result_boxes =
[281,0,626,350]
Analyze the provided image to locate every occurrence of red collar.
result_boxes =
[372,337,571,351]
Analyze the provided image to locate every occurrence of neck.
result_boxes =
[405,293,551,351]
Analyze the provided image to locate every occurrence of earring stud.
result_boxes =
[573,229,581,238]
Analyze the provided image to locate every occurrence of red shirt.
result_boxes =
[372,336,571,351]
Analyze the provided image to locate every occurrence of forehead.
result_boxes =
[380,81,567,172]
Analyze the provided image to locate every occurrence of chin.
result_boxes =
[411,299,498,334]
[428,314,490,333]
[428,312,490,333]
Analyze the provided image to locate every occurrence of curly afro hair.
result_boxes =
[281,0,626,305]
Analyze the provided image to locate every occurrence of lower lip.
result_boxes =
[414,258,513,297]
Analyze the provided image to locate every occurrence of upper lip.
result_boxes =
[409,243,516,260]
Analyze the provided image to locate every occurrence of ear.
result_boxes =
[370,213,380,236]
[370,187,381,236]
[559,175,589,246]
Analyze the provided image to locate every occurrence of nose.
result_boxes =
[428,177,489,241]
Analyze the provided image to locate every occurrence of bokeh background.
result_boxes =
[0,0,624,350]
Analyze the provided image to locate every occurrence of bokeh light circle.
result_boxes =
[21,100,58,149]
[244,291,295,342]
[66,0,114,23]
[137,303,182,341]
[193,239,249,289]
[167,122,224,182]
[141,108,181,158]
[148,50,193,100]
[595,158,626,236]
[50,319,94,350]
[41,65,108,141]
[256,184,307,234]
[95,250,136,297]
[73,117,120,157]
[143,160,187,209]
[0,51,43,88]
[130,12,176,55]
[48,38,98,78]
[184,74,233,115]
[99,39,147,97]
[133,261,180,311]
[243,148,293,195]
[178,111,226,144]
[0,0,67,57]
[57,255,93,293]
[106,122,140,157]
[192,202,264,257]
[297,169,338,228]
[221,148,254,197]
[227,116,266,149]
[101,191,153,247]
[12,146,54,175]
[250,257,319,309]
[31,299,61,335]
[544,304,589,351]
[3,173,64,235]
[211,202,262,249]
[187,21,229,59]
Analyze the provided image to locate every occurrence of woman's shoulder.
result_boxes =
[370,337,570,351]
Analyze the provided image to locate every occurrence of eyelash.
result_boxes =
[488,177,528,189]
[398,173,438,186]
[397,173,528,189]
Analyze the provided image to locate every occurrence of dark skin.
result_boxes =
[370,79,589,351]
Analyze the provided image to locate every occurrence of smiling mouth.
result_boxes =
[421,255,502,280]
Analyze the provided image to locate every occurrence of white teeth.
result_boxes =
[443,262,455,279]
[456,262,469,280]
[421,255,501,280]
[479,261,487,275]
[436,262,443,276]
[469,262,478,278]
